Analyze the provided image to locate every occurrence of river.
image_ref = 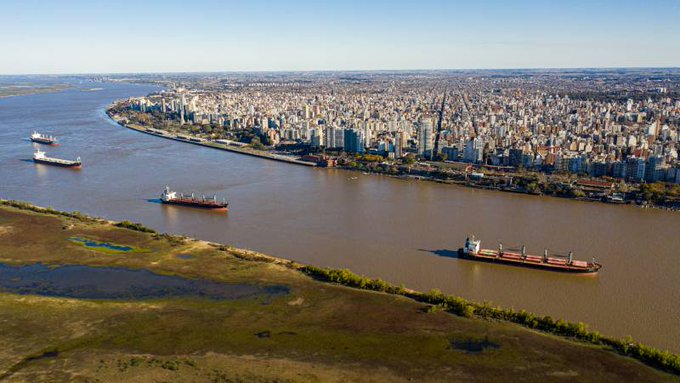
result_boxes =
[0,78,678,352]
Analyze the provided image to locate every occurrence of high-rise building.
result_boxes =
[442,146,459,161]
[612,161,626,179]
[363,124,372,148]
[568,155,585,174]
[417,118,434,159]
[310,128,323,147]
[395,131,405,158]
[508,148,523,167]
[590,161,608,177]
[626,157,646,183]
[645,156,663,182]
[669,167,680,184]
[464,137,484,163]
[179,93,187,125]
[334,128,345,149]
[324,126,336,148]
[343,129,365,154]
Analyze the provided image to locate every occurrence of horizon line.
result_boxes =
[2,65,680,77]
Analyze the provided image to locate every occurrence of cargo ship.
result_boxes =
[458,236,601,273]
[33,150,81,168]
[30,132,58,145]
[160,186,228,211]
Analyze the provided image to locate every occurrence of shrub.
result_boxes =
[300,264,680,375]
[115,220,156,233]
[0,200,99,222]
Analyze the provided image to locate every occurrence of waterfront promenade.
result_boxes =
[108,111,317,167]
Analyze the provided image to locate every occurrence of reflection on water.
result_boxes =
[160,202,180,226]
[0,79,679,352]
[68,237,134,253]
[0,263,288,300]
[34,162,48,178]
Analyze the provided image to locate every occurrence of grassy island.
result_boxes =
[0,200,678,382]
[0,83,72,99]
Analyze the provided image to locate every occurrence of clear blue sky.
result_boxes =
[1,0,679,74]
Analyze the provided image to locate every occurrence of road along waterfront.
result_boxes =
[107,110,317,167]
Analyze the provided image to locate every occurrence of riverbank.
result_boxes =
[106,107,317,167]
[341,166,680,212]
[106,103,678,212]
[337,159,680,212]
[0,199,678,381]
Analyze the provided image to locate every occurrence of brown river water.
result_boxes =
[0,79,678,352]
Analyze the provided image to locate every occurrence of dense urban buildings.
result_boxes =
[119,69,680,185]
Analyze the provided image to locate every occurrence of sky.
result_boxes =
[0,0,679,74]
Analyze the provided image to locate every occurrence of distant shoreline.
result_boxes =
[3,67,680,77]
[0,84,72,99]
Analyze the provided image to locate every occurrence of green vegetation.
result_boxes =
[301,266,680,375]
[0,201,677,382]
[355,154,384,163]
[248,136,266,150]
[114,220,156,233]
[341,157,401,175]
[67,236,149,254]
[0,200,101,223]
[640,182,680,204]
[1,199,155,234]
[152,232,187,246]
[525,182,541,194]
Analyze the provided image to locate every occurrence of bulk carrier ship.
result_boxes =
[33,150,81,168]
[160,186,228,211]
[459,236,601,273]
[30,132,58,145]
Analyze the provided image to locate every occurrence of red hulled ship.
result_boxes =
[160,186,228,211]
[458,236,601,273]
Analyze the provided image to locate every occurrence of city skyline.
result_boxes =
[2,0,680,75]
[117,70,680,186]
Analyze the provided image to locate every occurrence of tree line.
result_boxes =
[301,265,680,375]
